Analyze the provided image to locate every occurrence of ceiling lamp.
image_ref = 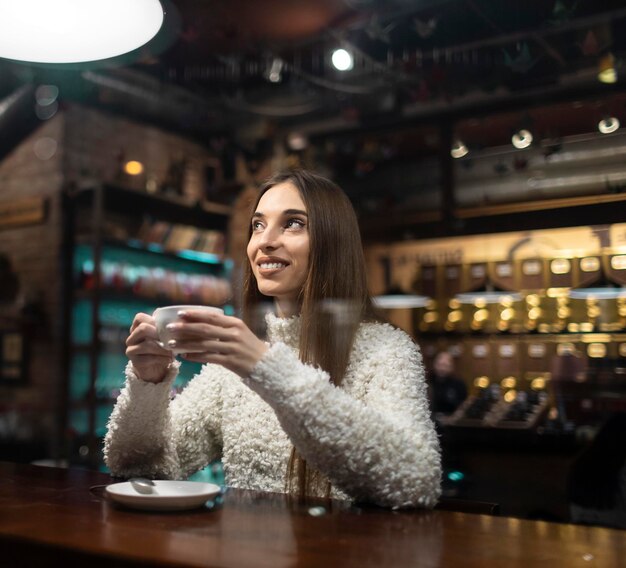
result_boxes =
[598,52,617,84]
[512,129,533,149]
[0,0,164,64]
[450,140,469,159]
[598,116,620,134]
[331,48,354,71]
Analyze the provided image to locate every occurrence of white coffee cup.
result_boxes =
[153,305,224,353]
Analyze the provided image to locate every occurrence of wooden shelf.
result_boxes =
[69,183,231,228]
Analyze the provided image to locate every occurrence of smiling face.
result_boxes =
[247,182,310,316]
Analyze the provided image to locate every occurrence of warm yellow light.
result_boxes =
[526,294,540,306]
[448,310,463,323]
[423,311,438,323]
[501,376,516,389]
[474,376,490,389]
[598,52,617,84]
[531,377,546,391]
[124,160,144,175]
[474,308,489,322]
[504,390,517,403]
[547,287,570,298]
[500,308,515,321]
[474,298,487,309]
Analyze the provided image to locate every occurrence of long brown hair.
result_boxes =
[241,169,381,497]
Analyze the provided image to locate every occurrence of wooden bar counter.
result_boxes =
[0,461,623,567]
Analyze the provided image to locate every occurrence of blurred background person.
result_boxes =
[429,351,467,418]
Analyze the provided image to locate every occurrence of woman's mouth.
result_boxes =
[259,262,287,270]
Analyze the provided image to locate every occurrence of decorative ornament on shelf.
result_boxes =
[364,15,396,44]
[503,42,538,74]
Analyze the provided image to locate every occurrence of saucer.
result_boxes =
[105,480,221,511]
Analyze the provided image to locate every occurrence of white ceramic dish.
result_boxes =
[105,480,221,511]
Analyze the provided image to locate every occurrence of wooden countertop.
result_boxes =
[0,462,623,567]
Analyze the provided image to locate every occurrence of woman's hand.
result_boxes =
[165,309,269,378]
[126,313,174,383]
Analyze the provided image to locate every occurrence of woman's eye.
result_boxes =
[286,218,305,229]
[251,220,263,231]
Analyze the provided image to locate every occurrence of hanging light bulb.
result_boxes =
[331,48,354,71]
[450,140,469,159]
[598,52,617,84]
[286,132,308,151]
[0,0,164,64]
[124,160,144,176]
[598,116,620,134]
[266,57,284,83]
[512,129,533,149]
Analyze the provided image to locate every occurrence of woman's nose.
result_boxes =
[258,225,280,249]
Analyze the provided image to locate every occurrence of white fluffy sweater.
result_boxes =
[104,314,441,508]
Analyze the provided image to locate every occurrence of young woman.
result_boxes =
[104,169,441,508]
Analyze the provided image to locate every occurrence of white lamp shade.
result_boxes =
[455,291,521,304]
[0,0,164,64]
[569,287,626,300]
[373,294,430,309]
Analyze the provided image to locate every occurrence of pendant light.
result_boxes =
[0,0,164,64]
[569,286,626,300]
[373,286,430,309]
[455,281,521,305]
[569,255,626,300]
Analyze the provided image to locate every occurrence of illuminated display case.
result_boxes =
[61,183,232,471]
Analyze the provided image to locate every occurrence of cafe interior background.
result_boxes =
[1,0,625,528]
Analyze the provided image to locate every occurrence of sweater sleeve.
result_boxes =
[103,360,224,480]
[245,325,441,509]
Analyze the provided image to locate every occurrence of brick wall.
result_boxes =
[63,104,218,200]
[0,112,65,455]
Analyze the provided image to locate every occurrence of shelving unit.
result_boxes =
[60,183,232,470]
